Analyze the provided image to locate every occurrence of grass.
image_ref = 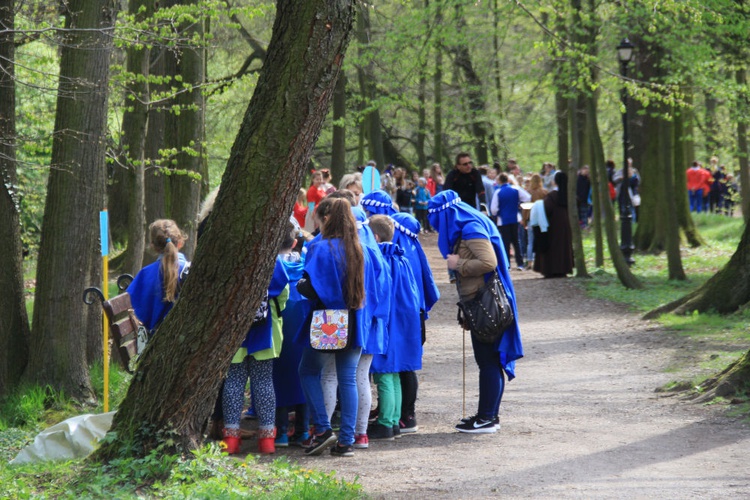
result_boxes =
[579,213,750,394]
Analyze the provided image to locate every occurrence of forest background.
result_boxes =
[2,0,750,467]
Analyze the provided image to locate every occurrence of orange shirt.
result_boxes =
[686,167,708,191]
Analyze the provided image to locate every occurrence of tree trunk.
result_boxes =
[587,97,642,289]
[704,93,719,154]
[660,111,686,280]
[331,72,347,184]
[736,69,750,222]
[433,3,444,166]
[645,219,750,317]
[492,0,508,166]
[452,5,494,165]
[26,0,118,401]
[673,91,703,246]
[0,0,30,395]
[121,0,153,277]
[95,0,355,459]
[356,5,385,169]
[688,349,750,404]
[568,98,589,277]
[169,2,205,259]
[417,50,427,169]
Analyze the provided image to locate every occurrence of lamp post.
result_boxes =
[617,38,635,265]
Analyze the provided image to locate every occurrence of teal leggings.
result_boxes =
[374,372,402,427]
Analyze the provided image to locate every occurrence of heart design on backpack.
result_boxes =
[321,323,338,335]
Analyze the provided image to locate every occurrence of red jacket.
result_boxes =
[686,167,709,192]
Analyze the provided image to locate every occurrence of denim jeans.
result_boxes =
[689,189,703,212]
[299,346,362,446]
[526,227,534,264]
[470,334,506,420]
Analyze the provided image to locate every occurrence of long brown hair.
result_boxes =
[315,197,365,309]
[149,219,186,302]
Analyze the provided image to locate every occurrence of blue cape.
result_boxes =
[128,253,189,331]
[370,242,423,373]
[353,207,390,355]
[303,237,368,348]
[360,189,396,215]
[428,190,524,379]
[273,255,309,407]
[391,212,440,316]
[243,256,291,353]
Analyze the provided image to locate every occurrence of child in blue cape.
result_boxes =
[367,215,422,440]
[391,212,440,433]
[272,223,311,448]
[128,219,190,334]
[221,256,290,455]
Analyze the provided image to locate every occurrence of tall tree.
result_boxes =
[356,4,385,168]
[735,69,750,221]
[95,0,355,459]
[25,0,118,400]
[0,0,30,395]
[331,72,347,183]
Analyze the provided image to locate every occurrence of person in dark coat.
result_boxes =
[533,171,574,278]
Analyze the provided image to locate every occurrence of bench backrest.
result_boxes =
[102,293,140,373]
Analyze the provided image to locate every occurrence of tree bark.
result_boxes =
[331,72,347,184]
[660,111,686,280]
[492,0,508,166]
[356,5,385,169]
[121,0,153,277]
[95,0,355,459]
[645,218,750,317]
[169,1,206,259]
[568,98,589,278]
[736,69,750,222]
[587,97,642,289]
[433,3,443,166]
[673,91,703,247]
[0,0,30,395]
[26,0,118,401]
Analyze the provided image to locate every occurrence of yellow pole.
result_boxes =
[103,254,109,412]
[101,210,110,413]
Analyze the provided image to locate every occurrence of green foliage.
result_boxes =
[0,384,76,432]
[89,362,133,413]
[0,445,362,498]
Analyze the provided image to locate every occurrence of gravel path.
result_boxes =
[257,232,750,499]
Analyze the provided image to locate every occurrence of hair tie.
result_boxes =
[166,238,172,243]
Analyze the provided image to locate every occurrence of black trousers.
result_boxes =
[499,223,524,267]
[399,371,419,420]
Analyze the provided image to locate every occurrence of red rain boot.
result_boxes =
[221,427,242,455]
[258,427,276,454]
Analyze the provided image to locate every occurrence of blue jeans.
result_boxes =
[526,226,534,263]
[689,189,703,212]
[470,334,506,420]
[299,346,362,446]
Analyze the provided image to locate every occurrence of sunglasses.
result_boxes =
[459,161,473,166]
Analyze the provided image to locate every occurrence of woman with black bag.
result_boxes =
[428,190,524,433]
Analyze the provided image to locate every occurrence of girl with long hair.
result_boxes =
[298,197,366,457]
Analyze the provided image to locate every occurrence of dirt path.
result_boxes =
[261,233,750,498]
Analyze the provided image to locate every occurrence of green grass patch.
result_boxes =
[0,445,362,499]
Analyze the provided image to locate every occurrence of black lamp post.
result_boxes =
[617,38,635,265]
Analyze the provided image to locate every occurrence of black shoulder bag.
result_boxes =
[453,237,515,343]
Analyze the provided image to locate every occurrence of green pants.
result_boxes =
[374,372,402,427]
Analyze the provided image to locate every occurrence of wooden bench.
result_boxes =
[83,274,142,373]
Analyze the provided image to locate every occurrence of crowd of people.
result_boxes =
[125,156,524,458]
[686,157,739,215]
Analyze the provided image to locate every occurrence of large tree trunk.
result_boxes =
[121,0,153,276]
[645,219,750,317]
[331,72,347,184]
[95,0,355,460]
[687,349,750,404]
[26,0,118,401]
[0,0,30,395]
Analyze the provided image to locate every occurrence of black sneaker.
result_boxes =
[460,414,499,429]
[304,429,337,455]
[392,425,401,439]
[399,415,418,434]
[367,422,395,440]
[330,442,354,457]
[455,415,497,434]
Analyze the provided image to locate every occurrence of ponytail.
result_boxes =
[148,219,187,302]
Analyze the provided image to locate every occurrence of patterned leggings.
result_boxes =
[222,356,275,432]
[322,353,373,435]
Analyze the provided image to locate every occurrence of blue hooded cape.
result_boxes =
[370,242,423,373]
[242,257,291,354]
[391,212,440,316]
[302,237,368,348]
[128,252,189,331]
[427,190,524,379]
[353,207,390,355]
[360,189,396,216]
[273,255,310,407]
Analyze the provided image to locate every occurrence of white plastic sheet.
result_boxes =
[10,412,114,464]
